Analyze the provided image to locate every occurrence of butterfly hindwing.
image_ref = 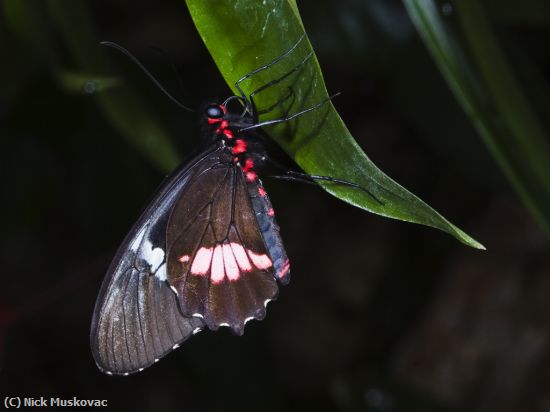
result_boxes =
[166,162,280,335]
[90,148,222,375]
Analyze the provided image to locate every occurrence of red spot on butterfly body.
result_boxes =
[215,120,231,135]
[278,259,290,280]
[242,158,254,172]
[232,139,247,154]
[243,157,257,181]
[267,208,275,216]
[258,187,267,197]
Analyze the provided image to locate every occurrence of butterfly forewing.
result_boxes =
[90,148,222,375]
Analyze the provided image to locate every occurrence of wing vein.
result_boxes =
[121,276,133,371]
[136,273,148,364]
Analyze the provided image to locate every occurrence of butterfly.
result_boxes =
[90,36,333,375]
[90,34,384,375]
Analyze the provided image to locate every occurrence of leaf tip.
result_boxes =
[472,241,487,251]
[449,223,485,250]
[459,232,486,250]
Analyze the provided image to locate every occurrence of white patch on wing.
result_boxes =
[219,323,230,327]
[192,313,204,319]
[149,246,165,272]
[192,327,202,335]
[154,263,166,281]
[130,225,147,252]
[137,238,165,273]
[244,317,254,324]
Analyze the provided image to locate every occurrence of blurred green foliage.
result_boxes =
[404,0,550,234]
[4,0,180,171]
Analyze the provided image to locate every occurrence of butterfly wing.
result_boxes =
[90,147,222,375]
[166,163,285,335]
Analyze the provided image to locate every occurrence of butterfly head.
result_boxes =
[202,98,253,142]
[204,103,227,124]
[205,104,226,122]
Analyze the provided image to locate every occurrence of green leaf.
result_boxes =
[185,0,484,249]
[403,0,550,235]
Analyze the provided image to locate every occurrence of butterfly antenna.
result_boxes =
[100,41,194,112]
[150,46,187,96]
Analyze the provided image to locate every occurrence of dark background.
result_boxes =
[1,1,549,411]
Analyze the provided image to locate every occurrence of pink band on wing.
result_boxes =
[248,250,272,270]
[230,242,252,271]
[190,247,213,275]
[210,245,225,284]
[222,243,240,281]
[185,242,273,283]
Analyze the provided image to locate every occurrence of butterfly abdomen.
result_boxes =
[246,178,291,285]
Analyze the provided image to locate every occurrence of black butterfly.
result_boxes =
[91,36,380,375]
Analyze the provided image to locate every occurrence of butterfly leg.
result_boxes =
[266,159,384,205]
[255,87,296,117]
[238,92,340,133]
[235,34,306,115]
[247,52,313,121]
